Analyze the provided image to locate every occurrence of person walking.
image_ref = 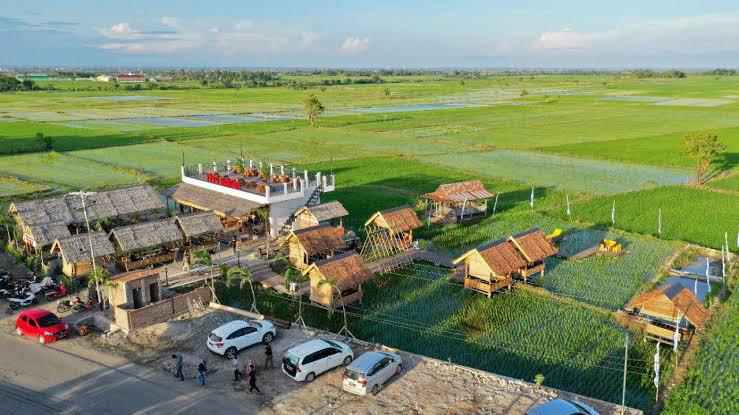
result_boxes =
[230,235,238,254]
[248,368,261,393]
[264,343,273,369]
[244,358,255,377]
[172,353,184,381]
[197,360,207,386]
[182,251,190,273]
[232,356,242,382]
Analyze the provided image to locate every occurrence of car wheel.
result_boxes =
[15,327,22,336]
[395,364,403,375]
[262,332,274,344]
[38,335,46,345]
[225,347,238,359]
[371,384,380,395]
[305,372,315,382]
[342,355,353,366]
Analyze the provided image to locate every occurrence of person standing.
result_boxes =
[248,368,261,393]
[244,358,255,377]
[197,360,207,386]
[264,344,273,369]
[231,235,238,254]
[182,251,190,273]
[172,353,184,381]
[232,356,242,382]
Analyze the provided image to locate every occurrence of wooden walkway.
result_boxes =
[245,258,310,295]
[367,249,455,273]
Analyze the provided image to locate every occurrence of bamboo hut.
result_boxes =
[423,180,494,224]
[175,211,224,251]
[508,228,559,282]
[360,205,422,261]
[283,224,347,271]
[304,251,374,308]
[452,239,527,297]
[293,201,349,230]
[25,223,71,250]
[51,232,115,277]
[624,284,709,345]
[110,219,183,271]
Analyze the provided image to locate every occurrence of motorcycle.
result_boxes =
[57,297,94,314]
[7,291,38,310]
[44,284,67,302]
[29,277,56,294]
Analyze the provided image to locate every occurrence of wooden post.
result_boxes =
[165,267,169,285]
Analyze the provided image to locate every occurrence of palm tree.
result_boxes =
[88,266,116,310]
[283,266,308,328]
[226,266,259,314]
[192,248,216,291]
[318,278,354,339]
[254,207,271,238]
[0,213,14,244]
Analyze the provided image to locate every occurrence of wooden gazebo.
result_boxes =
[51,232,115,277]
[624,284,709,345]
[423,180,494,224]
[175,211,224,251]
[283,224,347,271]
[110,219,183,271]
[508,228,558,282]
[360,205,422,261]
[304,251,374,308]
[293,200,349,230]
[452,239,527,297]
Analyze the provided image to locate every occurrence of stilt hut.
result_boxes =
[110,219,183,271]
[508,228,559,282]
[423,180,494,224]
[292,201,349,231]
[360,205,422,261]
[624,284,709,345]
[50,232,115,277]
[304,251,374,308]
[283,224,347,271]
[175,211,224,251]
[452,239,527,297]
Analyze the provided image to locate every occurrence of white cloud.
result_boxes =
[300,31,320,46]
[98,22,140,40]
[160,16,183,31]
[531,28,596,51]
[234,20,254,31]
[341,36,369,55]
[208,26,220,33]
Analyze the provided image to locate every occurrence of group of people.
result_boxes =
[171,343,273,393]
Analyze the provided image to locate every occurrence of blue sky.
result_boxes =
[2,0,739,68]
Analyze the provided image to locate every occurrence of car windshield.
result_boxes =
[324,339,341,349]
[284,352,299,366]
[37,314,60,327]
[343,369,362,380]
[208,333,222,342]
[567,400,592,414]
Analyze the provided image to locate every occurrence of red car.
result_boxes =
[15,309,71,344]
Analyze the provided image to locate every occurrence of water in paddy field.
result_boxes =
[662,277,711,304]
[599,96,668,102]
[190,114,267,123]
[87,95,175,101]
[121,117,216,128]
[349,103,487,113]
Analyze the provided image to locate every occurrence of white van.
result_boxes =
[341,351,403,396]
[282,338,354,382]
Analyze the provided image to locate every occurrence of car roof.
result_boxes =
[346,351,398,372]
[527,399,597,415]
[212,320,250,336]
[287,339,346,356]
[19,308,54,319]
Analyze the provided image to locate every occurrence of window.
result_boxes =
[303,351,319,365]
[325,348,340,356]
[244,326,257,334]
[37,314,61,327]
[227,328,247,339]
[28,319,38,328]
[20,316,27,323]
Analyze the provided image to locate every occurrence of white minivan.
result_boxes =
[342,351,403,396]
[282,338,354,382]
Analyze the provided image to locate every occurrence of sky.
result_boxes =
[1,0,739,68]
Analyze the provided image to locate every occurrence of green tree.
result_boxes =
[283,266,308,325]
[682,133,726,184]
[226,265,259,314]
[36,132,53,151]
[88,266,116,309]
[192,248,216,291]
[383,88,390,97]
[0,213,14,244]
[303,93,325,127]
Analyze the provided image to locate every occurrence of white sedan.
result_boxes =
[207,319,276,359]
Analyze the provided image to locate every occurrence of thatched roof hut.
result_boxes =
[453,239,526,297]
[304,251,373,308]
[423,180,494,224]
[626,284,709,330]
[365,205,422,233]
[26,222,71,248]
[175,212,224,238]
[163,183,262,217]
[508,228,558,263]
[284,224,346,270]
[110,219,183,253]
[294,201,349,229]
[51,232,115,277]
[423,180,494,203]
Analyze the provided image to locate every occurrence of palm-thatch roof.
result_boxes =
[508,228,559,263]
[110,219,183,253]
[163,183,263,217]
[305,251,373,291]
[112,268,161,283]
[364,205,421,232]
[453,239,527,277]
[295,201,349,223]
[423,180,495,203]
[175,212,224,238]
[626,284,709,329]
[27,222,71,248]
[51,232,116,264]
[10,185,163,226]
[286,224,346,256]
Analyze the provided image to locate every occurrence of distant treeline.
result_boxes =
[706,68,736,76]
[0,76,36,92]
[627,69,687,79]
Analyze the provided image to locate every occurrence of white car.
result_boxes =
[342,351,403,396]
[282,338,354,382]
[527,398,599,415]
[206,320,276,359]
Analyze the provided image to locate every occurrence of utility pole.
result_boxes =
[70,191,101,310]
[621,334,629,415]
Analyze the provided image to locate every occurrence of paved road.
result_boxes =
[0,333,255,415]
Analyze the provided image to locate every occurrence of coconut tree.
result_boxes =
[283,266,308,328]
[88,266,117,310]
[226,265,259,314]
[192,248,216,292]
[254,207,271,239]
[318,278,355,339]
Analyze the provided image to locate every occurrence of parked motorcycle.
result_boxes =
[57,297,94,314]
[29,277,56,294]
[44,284,67,302]
[7,291,38,310]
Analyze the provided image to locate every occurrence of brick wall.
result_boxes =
[115,287,211,332]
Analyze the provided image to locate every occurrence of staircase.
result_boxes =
[278,184,324,236]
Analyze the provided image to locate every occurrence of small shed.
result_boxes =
[109,268,162,309]
[361,205,422,261]
[625,284,709,344]
[284,224,347,270]
[423,180,495,224]
[25,222,71,250]
[51,232,116,277]
[110,219,183,271]
[175,211,224,250]
[293,201,349,230]
[452,239,527,297]
[304,251,374,308]
[508,228,559,281]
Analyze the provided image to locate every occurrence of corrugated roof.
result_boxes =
[164,183,263,217]
[308,251,374,291]
[110,218,182,253]
[27,222,71,247]
[290,224,346,256]
[175,211,224,238]
[52,232,116,264]
[423,180,495,203]
[626,284,710,329]
[297,201,349,223]
[477,239,528,276]
[508,228,559,263]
